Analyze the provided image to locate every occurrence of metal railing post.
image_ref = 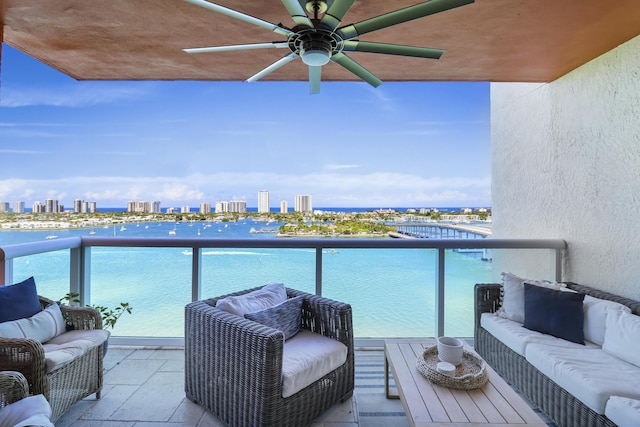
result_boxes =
[69,245,91,306]
[555,247,563,282]
[70,246,82,302]
[0,251,12,285]
[192,247,202,301]
[315,248,323,296]
[435,248,445,338]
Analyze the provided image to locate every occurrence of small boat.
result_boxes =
[120,226,127,232]
[46,235,58,240]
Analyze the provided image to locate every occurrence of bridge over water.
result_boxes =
[390,222,492,239]
[389,223,493,260]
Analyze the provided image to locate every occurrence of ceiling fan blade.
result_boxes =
[341,41,444,59]
[320,0,356,31]
[331,52,383,88]
[309,66,322,94]
[281,0,314,27]
[246,52,299,83]
[184,42,289,54]
[337,0,473,40]
[183,0,294,37]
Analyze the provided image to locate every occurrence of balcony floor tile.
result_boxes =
[55,347,406,427]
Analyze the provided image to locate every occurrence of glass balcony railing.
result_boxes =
[0,236,566,346]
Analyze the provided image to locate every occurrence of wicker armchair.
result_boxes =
[0,296,105,422]
[0,370,29,408]
[185,287,354,427]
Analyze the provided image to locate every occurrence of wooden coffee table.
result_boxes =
[384,339,547,427]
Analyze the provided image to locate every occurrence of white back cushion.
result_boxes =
[216,283,288,316]
[603,310,640,367]
[0,304,65,343]
[496,272,566,323]
[583,295,631,345]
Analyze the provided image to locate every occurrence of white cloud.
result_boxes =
[324,164,361,170]
[0,170,490,208]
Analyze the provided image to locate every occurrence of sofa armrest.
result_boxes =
[39,296,103,330]
[474,283,502,337]
[0,370,29,407]
[0,338,47,396]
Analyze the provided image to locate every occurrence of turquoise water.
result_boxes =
[0,220,493,338]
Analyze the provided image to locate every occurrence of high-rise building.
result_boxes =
[45,199,59,213]
[294,195,312,213]
[74,199,83,213]
[200,203,211,214]
[228,201,247,213]
[215,201,228,213]
[89,202,97,213]
[258,190,270,213]
[33,201,45,213]
[13,201,25,213]
[181,206,190,213]
[128,201,161,213]
[280,200,288,213]
[0,202,9,212]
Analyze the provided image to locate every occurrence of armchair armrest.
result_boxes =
[287,289,353,349]
[0,338,47,396]
[185,300,285,402]
[0,371,29,407]
[39,296,103,330]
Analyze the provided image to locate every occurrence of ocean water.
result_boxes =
[0,218,493,338]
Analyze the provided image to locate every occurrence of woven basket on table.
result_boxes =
[416,345,488,390]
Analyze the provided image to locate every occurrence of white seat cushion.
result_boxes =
[281,329,348,398]
[481,313,598,356]
[605,396,640,427]
[42,329,110,372]
[0,394,54,427]
[525,343,640,414]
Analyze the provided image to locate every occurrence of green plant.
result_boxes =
[59,292,133,330]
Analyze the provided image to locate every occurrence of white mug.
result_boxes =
[437,336,464,365]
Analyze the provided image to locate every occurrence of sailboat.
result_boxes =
[169,224,176,236]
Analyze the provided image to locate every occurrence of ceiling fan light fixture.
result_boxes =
[301,49,331,66]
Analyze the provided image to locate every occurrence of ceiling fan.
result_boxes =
[183,0,474,94]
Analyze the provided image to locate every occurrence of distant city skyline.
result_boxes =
[1,45,491,208]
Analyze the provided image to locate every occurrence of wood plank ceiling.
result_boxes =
[1,0,639,83]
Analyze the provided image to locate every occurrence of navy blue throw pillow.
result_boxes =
[0,276,41,323]
[523,283,585,344]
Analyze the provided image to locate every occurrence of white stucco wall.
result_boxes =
[491,35,640,300]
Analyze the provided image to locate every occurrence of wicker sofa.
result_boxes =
[0,296,108,422]
[185,286,354,427]
[475,281,640,427]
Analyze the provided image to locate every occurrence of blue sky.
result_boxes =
[0,44,490,209]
